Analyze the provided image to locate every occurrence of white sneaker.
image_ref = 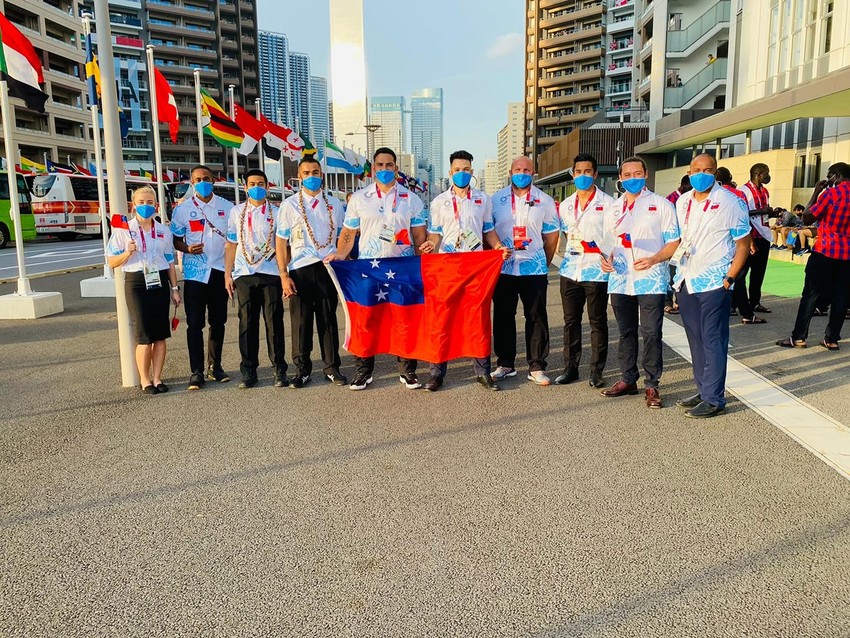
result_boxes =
[528,371,551,386]
[492,366,517,380]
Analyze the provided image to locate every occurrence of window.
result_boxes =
[793,154,806,188]
[821,0,833,54]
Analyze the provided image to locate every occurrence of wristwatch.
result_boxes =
[171,285,180,291]
[724,276,735,286]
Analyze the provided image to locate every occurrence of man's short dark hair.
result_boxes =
[573,153,597,172]
[619,156,647,175]
[190,164,213,179]
[793,203,805,212]
[244,168,268,183]
[750,163,769,179]
[715,167,733,185]
[298,156,322,171]
[680,174,691,188]
[449,150,473,165]
[827,162,850,179]
[373,147,397,163]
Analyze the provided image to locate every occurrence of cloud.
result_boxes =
[486,33,524,60]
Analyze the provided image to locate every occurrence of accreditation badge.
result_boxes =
[378,224,394,243]
[670,242,690,268]
[144,263,162,290]
[513,226,529,250]
[462,229,482,251]
[569,232,583,255]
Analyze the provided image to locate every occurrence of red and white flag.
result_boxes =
[153,67,179,143]
[0,11,49,112]
[259,113,304,161]
[233,103,267,156]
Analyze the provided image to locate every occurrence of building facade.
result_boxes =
[258,31,289,125]
[329,0,368,154]
[288,51,310,136]
[411,88,444,184]
[369,96,405,154]
[496,101,524,187]
[309,76,330,147]
[483,158,500,195]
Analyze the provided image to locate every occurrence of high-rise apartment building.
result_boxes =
[369,96,405,153]
[524,0,606,163]
[288,52,310,135]
[411,88,444,184]
[483,158,500,195]
[309,76,330,147]
[604,0,637,121]
[497,102,524,186]
[258,31,289,124]
[329,0,367,154]
[0,0,91,165]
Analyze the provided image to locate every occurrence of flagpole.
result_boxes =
[228,85,240,204]
[194,68,204,166]
[145,45,167,214]
[255,97,264,173]
[94,0,138,386]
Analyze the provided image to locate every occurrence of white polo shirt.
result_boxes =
[605,188,680,296]
[276,190,344,270]
[170,193,232,283]
[107,218,175,273]
[558,186,616,283]
[673,183,751,293]
[343,183,427,259]
[491,185,559,276]
[226,200,280,278]
[428,187,494,253]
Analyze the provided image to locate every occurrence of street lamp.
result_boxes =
[364,124,381,160]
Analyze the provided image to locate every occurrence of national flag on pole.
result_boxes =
[20,156,45,173]
[300,133,317,157]
[0,12,48,112]
[233,102,266,156]
[199,88,244,148]
[71,161,93,176]
[110,213,129,230]
[84,31,129,138]
[397,172,409,187]
[324,140,358,173]
[619,233,632,248]
[153,67,179,144]
[260,114,304,160]
[327,252,504,362]
[581,240,601,254]
[46,159,74,174]
[188,218,205,233]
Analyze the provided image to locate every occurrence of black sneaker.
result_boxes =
[399,373,421,389]
[324,370,349,386]
[238,376,258,389]
[188,373,205,391]
[207,368,231,383]
[476,375,500,391]
[274,374,290,388]
[349,374,373,391]
[290,374,311,389]
[588,370,605,388]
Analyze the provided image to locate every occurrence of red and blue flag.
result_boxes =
[189,219,205,233]
[619,233,632,248]
[581,240,601,254]
[110,214,128,230]
[328,252,503,361]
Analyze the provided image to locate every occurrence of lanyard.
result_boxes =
[571,189,597,234]
[376,184,397,215]
[134,219,156,268]
[683,197,711,244]
[192,196,225,239]
[245,202,268,237]
[451,189,471,223]
[511,190,532,225]
[614,197,635,228]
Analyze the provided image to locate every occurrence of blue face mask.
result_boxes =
[302,176,322,191]
[511,173,533,189]
[573,174,594,191]
[452,172,472,188]
[193,181,213,198]
[247,186,267,201]
[689,172,716,193]
[136,204,156,219]
[621,178,646,194]
[375,170,396,186]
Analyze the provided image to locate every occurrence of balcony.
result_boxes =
[637,37,652,63]
[607,16,634,35]
[540,26,604,50]
[538,93,577,108]
[540,4,605,30]
[606,60,633,75]
[636,73,652,98]
[609,0,634,11]
[146,1,214,19]
[606,38,634,56]
[666,1,731,56]
[663,58,727,109]
[607,83,632,97]
[537,112,587,126]
[539,46,603,69]
[110,14,143,29]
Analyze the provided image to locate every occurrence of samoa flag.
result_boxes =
[581,240,601,254]
[189,219,205,233]
[619,233,632,248]
[110,214,129,230]
[327,252,503,361]
[394,228,411,245]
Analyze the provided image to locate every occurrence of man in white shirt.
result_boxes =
[419,150,509,391]
[556,153,616,389]
[275,157,347,388]
[673,154,751,418]
[601,156,681,409]
[171,165,233,390]
[737,162,774,315]
[490,156,560,386]
[327,147,428,391]
[224,169,288,389]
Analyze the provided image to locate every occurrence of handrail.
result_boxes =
[667,1,731,53]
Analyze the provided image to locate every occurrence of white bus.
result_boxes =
[170,181,295,207]
[30,173,177,239]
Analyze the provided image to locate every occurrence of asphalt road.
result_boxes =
[0,238,104,280]
[1,269,849,637]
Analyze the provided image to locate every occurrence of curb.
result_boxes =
[0,264,101,285]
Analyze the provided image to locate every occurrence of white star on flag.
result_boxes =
[386,270,395,280]
[376,289,388,301]
[370,259,381,268]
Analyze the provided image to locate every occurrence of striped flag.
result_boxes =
[20,156,45,173]
[233,102,266,155]
[71,161,93,176]
[0,11,48,112]
[199,88,243,149]
[46,159,74,174]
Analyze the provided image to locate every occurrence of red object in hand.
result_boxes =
[171,315,180,332]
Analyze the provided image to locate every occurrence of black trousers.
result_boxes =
[184,268,229,375]
[289,261,341,376]
[610,293,665,388]
[355,355,416,378]
[735,236,771,313]
[493,274,549,372]
[559,277,608,372]
[792,251,850,343]
[235,273,287,379]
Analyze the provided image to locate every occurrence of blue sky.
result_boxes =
[257,0,524,176]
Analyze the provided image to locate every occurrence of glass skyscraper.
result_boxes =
[258,31,290,125]
[411,88,444,184]
[369,96,406,154]
[310,76,331,146]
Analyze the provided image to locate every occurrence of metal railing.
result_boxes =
[667,1,731,53]
[663,58,727,108]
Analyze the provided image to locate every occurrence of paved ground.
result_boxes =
[1,269,849,637]
[0,237,104,281]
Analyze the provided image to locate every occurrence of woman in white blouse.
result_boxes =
[107,186,181,394]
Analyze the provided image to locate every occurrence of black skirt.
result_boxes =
[124,270,171,344]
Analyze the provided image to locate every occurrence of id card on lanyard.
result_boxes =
[137,223,161,289]
[672,198,708,267]
[511,192,532,250]
[452,191,481,250]
[569,191,596,254]
[377,185,398,244]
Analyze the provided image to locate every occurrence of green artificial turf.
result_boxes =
[760,258,807,299]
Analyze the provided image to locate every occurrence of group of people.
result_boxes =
[105,146,850,419]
